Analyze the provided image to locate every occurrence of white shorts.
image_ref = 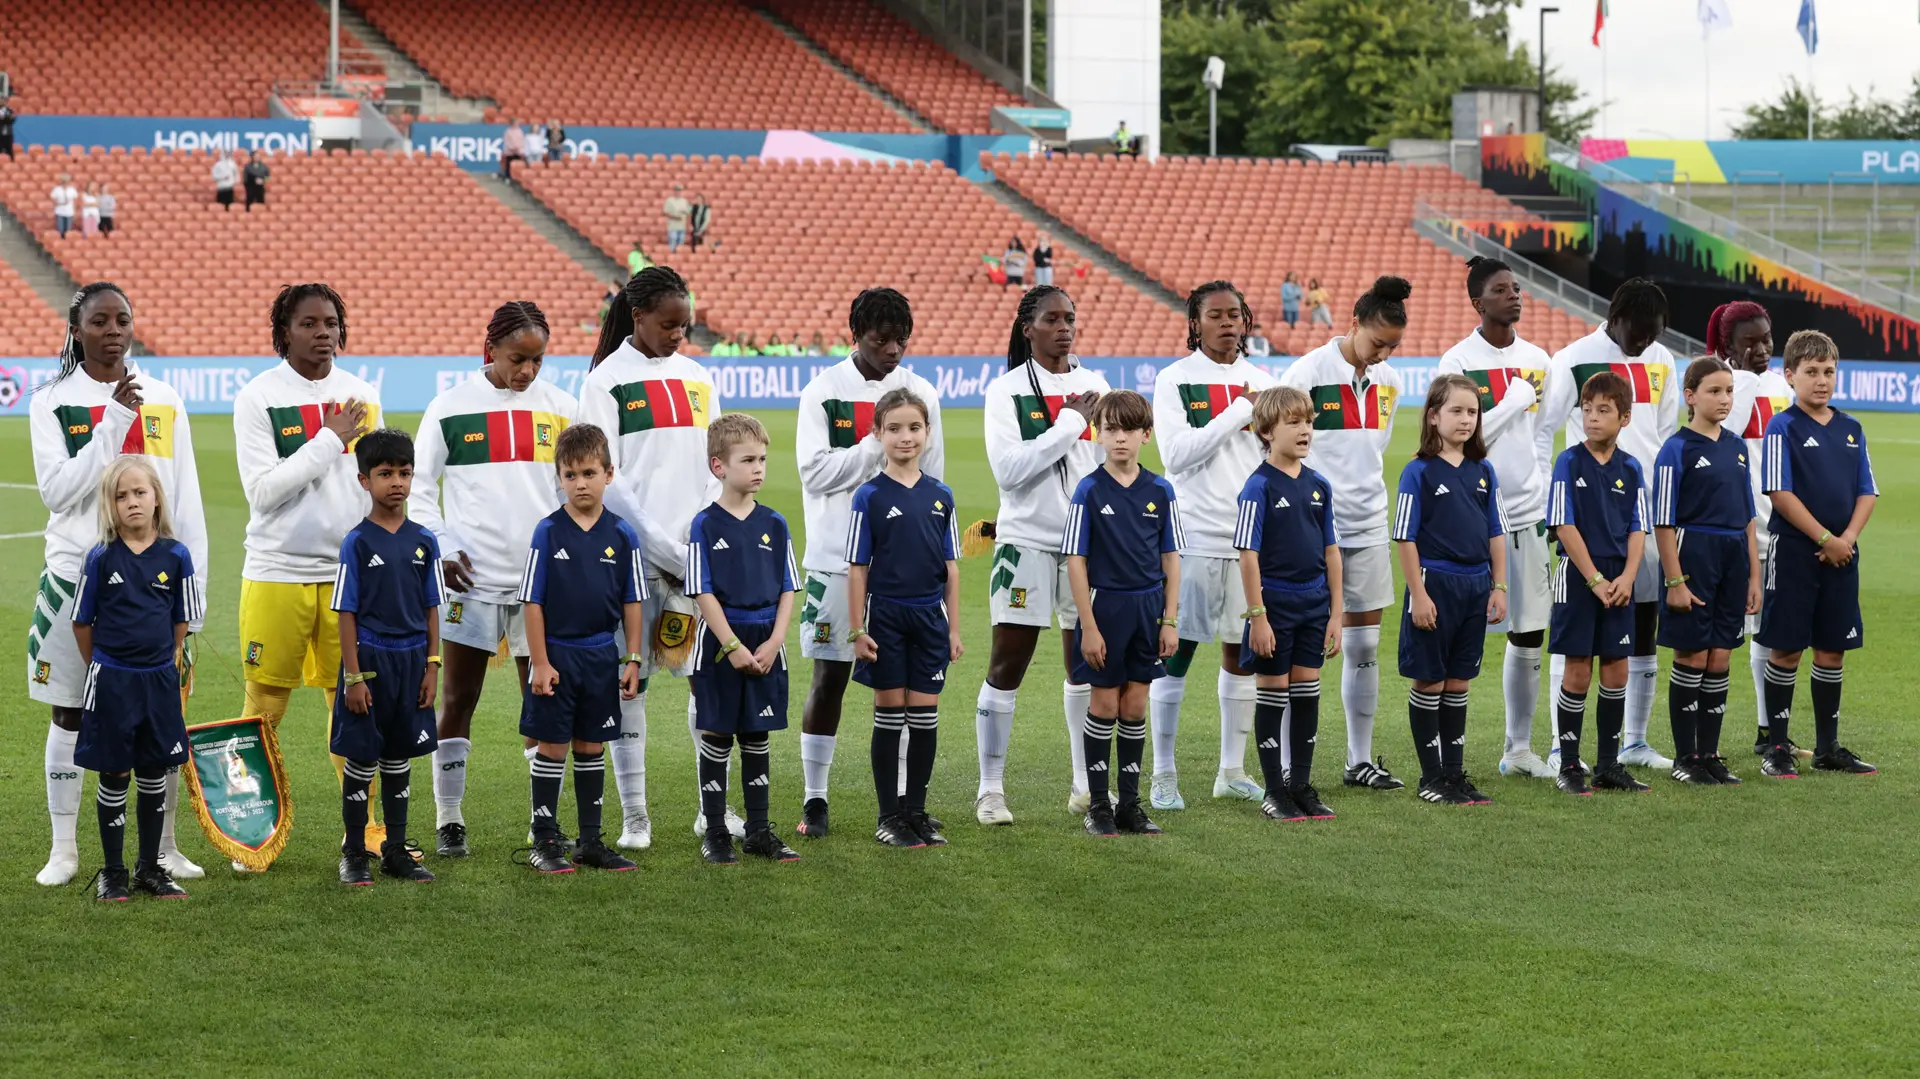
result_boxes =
[27,568,84,708]
[440,595,530,657]
[987,543,1079,630]
[1745,541,1770,636]
[800,570,855,663]
[1176,553,1238,644]
[1631,552,1661,604]
[1488,525,1551,635]
[1340,544,1395,614]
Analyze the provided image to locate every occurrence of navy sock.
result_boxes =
[1287,681,1320,787]
[573,750,605,842]
[97,772,129,871]
[1408,689,1442,779]
[1438,691,1469,772]
[1116,719,1146,806]
[1595,684,1626,765]
[342,759,376,853]
[529,752,566,841]
[1698,671,1730,757]
[1763,661,1797,747]
[1082,714,1114,808]
[378,759,410,849]
[1252,688,1286,793]
[1811,665,1844,754]
[697,735,731,837]
[739,734,770,827]
[871,708,904,818]
[1555,686,1587,769]
[903,707,939,813]
[134,769,166,869]
[1668,663,1704,760]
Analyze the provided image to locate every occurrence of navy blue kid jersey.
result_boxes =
[331,519,443,639]
[1234,462,1336,585]
[1062,466,1184,591]
[75,538,200,667]
[685,502,799,611]
[1761,405,1878,535]
[520,507,647,640]
[1546,443,1650,561]
[1654,427,1755,533]
[847,472,958,601]
[1392,456,1508,566]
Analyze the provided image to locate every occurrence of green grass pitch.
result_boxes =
[3,407,1918,1076]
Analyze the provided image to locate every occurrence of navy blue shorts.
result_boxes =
[854,595,949,694]
[691,619,789,734]
[331,635,437,761]
[520,636,623,745]
[1241,580,1331,676]
[1657,529,1748,652]
[1398,565,1492,682]
[1549,556,1636,659]
[75,655,188,773]
[1757,533,1863,654]
[1072,586,1168,688]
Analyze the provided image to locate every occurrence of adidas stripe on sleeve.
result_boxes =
[845,483,873,567]
[1233,474,1265,551]
[617,520,647,604]
[1761,414,1793,494]
[1391,462,1424,542]
[73,545,103,626]
[1060,474,1096,556]
[329,533,360,613]
[1546,451,1575,529]
[177,544,205,626]
[519,520,550,604]
[1652,437,1683,527]
[1160,479,1185,553]
[1483,466,1510,537]
[684,513,711,596]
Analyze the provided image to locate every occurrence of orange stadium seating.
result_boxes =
[353,0,914,133]
[0,148,604,356]
[0,0,346,118]
[763,0,1024,135]
[517,154,1182,355]
[0,260,65,358]
[991,153,1594,356]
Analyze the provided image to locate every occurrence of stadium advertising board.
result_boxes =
[11,115,315,155]
[1579,138,1920,184]
[6,356,1918,415]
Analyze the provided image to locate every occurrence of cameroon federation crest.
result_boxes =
[446,601,465,625]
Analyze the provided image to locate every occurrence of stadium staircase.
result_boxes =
[474,174,628,286]
[328,1,493,123]
[976,166,1184,313]
[751,6,937,133]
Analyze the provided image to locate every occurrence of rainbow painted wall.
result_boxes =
[1578,138,1920,184]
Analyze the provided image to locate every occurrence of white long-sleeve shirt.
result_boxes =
[794,356,944,574]
[1153,350,1277,559]
[1536,327,1678,485]
[1725,365,1793,533]
[232,361,382,583]
[1438,328,1548,528]
[409,370,578,603]
[576,342,722,579]
[984,358,1108,552]
[1279,339,1403,548]
[30,364,209,629]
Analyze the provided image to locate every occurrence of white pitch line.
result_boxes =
[0,532,44,540]
[0,482,39,489]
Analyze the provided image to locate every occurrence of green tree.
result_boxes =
[1732,76,1920,140]
[1161,8,1286,154]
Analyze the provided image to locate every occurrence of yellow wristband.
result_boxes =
[1817,530,1834,545]
[343,671,376,686]
[1586,573,1606,590]
[1157,617,1179,627]
[717,637,742,657]
[845,627,868,643]
[621,652,644,664]
[1491,582,1508,593]
[1664,574,1690,587]
[1242,606,1267,619]
[426,655,442,666]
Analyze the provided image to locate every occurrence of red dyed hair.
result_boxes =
[1704,301,1768,358]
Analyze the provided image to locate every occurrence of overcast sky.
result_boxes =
[1512,0,1920,141]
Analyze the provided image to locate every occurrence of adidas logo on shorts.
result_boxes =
[932,671,944,681]
[1847,627,1859,639]
[1619,635,1631,645]
[367,554,386,567]
[416,730,429,744]
[603,717,617,728]
[759,706,775,717]
[170,742,183,753]
[886,506,903,519]
[712,538,730,551]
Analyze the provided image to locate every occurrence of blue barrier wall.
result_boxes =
[13,116,314,155]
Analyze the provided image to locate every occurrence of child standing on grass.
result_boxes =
[1235,386,1343,822]
[517,424,647,875]
[848,389,962,850]
[686,415,803,865]
[1755,330,1880,778]
[1062,390,1181,838]
[1544,373,1653,796]
[73,458,201,901]
[329,429,443,886]
[1392,374,1510,806]
[1653,359,1759,786]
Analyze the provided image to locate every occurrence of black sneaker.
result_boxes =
[796,797,830,839]
[1455,772,1493,805]
[1591,761,1651,792]
[1260,788,1306,821]
[572,836,638,872]
[524,836,576,874]
[1288,784,1335,819]
[93,866,132,902]
[1813,746,1877,774]
[338,847,375,886]
[742,826,801,861]
[702,830,739,864]
[379,841,435,882]
[906,810,948,847]
[1671,755,1719,785]
[1555,765,1594,796]
[1417,774,1472,805]
[874,813,925,848]
[1756,739,1814,760]
[1114,800,1163,835]
[132,862,188,899]
[1701,755,1741,785]
[436,822,469,857]
[1343,757,1406,790]
[1760,745,1800,778]
[1083,802,1119,836]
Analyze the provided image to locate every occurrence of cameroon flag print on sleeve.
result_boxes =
[1013,394,1095,441]
[267,402,383,458]
[1570,361,1664,405]
[1464,368,1543,414]
[823,399,876,449]
[1309,382,1396,430]
[611,378,712,433]
[54,403,177,458]
[1177,382,1251,429]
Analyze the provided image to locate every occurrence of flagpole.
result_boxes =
[1602,31,1609,138]
[1704,40,1711,138]
[1806,47,1815,139]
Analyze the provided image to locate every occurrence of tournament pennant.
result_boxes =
[180,716,294,872]
[654,592,699,672]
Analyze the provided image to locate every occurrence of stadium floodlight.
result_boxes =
[1538,7,1560,135]
[1203,56,1226,156]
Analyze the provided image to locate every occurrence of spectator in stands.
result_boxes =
[1280,271,1303,328]
[212,152,238,210]
[689,193,712,252]
[1305,277,1332,326]
[50,174,77,239]
[1033,233,1054,287]
[829,335,852,357]
[1112,121,1134,156]
[524,123,547,164]
[98,183,116,237]
[626,242,652,279]
[545,119,566,163]
[807,332,827,356]
[1245,323,1272,356]
[243,150,270,212]
[501,121,526,179]
[79,182,100,238]
[1003,236,1028,289]
[663,185,692,252]
[600,279,622,326]
[0,97,16,161]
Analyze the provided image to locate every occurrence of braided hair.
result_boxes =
[1606,277,1669,332]
[593,265,690,366]
[1704,300,1769,359]
[850,286,914,343]
[46,281,130,388]
[1007,284,1077,491]
[485,300,550,356]
[270,283,348,358]
[1464,256,1511,299]
[1185,279,1251,355]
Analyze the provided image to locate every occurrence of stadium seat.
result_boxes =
[0,260,65,357]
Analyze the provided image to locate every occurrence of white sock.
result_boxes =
[1148,674,1185,775]
[800,733,836,802]
[1749,642,1771,740]
[434,737,471,827]
[1548,653,1567,745]
[1278,697,1294,775]
[523,745,538,761]
[1340,626,1381,767]
[612,693,647,815]
[45,724,80,851]
[160,765,183,852]
[1063,680,1091,797]
[1626,654,1659,746]
[898,723,910,800]
[1216,669,1255,778]
[1501,644,1543,756]
[974,682,1016,797]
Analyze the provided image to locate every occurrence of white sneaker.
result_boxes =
[1066,789,1091,815]
[616,811,652,850]
[1498,750,1558,779]
[230,860,258,874]
[692,806,748,838]
[975,791,1014,825]
[1211,773,1264,801]
[36,847,78,886]
[158,848,205,879]
[1618,742,1674,769]
[1150,772,1186,810]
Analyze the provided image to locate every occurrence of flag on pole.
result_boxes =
[1698,0,1732,37]
[1592,0,1607,46]
[1796,0,1819,54]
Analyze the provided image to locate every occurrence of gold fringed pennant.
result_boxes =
[177,633,196,716]
[961,519,997,560]
[653,593,699,672]
[181,716,294,872]
[488,635,509,670]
